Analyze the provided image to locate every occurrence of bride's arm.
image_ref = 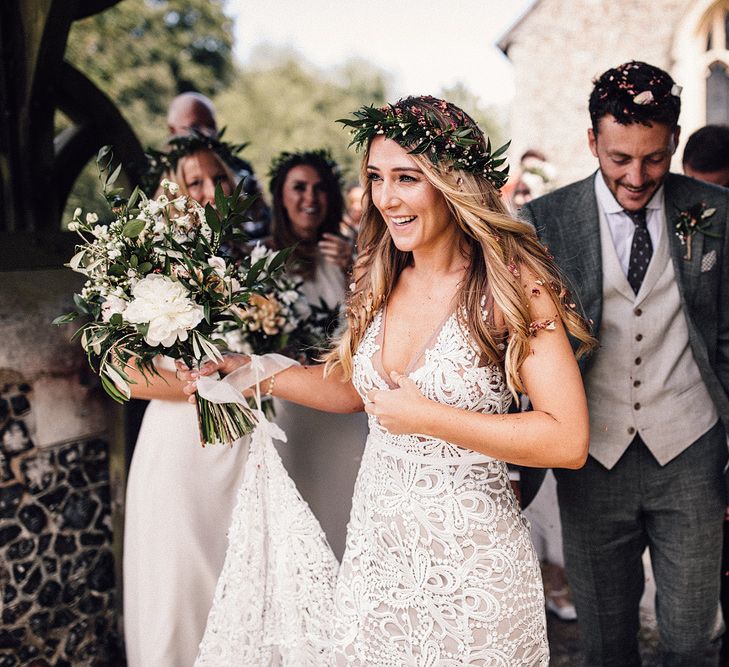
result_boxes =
[126,362,187,402]
[181,356,365,414]
[366,269,590,469]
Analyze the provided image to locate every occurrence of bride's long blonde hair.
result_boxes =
[324,97,595,395]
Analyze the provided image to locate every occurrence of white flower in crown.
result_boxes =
[123,274,204,347]
[633,90,654,105]
[671,84,683,97]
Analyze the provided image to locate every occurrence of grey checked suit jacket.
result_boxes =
[520,172,729,442]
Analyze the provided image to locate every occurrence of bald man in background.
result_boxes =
[167,91,217,137]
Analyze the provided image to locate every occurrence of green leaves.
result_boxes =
[122,219,145,238]
[214,183,229,217]
[338,99,511,189]
[204,204,222,234]
[73,294,90,315]
[52,312,79,325]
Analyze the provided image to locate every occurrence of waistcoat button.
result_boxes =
[635,357,642,365]
[634,308,643,316]
[628,426,636,435]
[634,402,641,410]
[635,334,643,341]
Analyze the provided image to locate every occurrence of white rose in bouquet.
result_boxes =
[124,274,204,347]
[101,294,128,323]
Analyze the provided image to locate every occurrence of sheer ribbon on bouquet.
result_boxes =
[195,355,339,665]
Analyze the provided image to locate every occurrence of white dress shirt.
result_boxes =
[594,171,665,276]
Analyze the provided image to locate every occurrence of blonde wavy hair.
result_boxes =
[324,97,595,396]
[158,148,237,200]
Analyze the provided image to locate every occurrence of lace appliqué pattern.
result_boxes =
[196,418,339,666]
[333,308,548,665]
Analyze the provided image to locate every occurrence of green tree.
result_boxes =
[213,46,391,183]
[61,0,234,224]
[65,0,234,148]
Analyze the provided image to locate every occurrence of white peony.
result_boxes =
[101,295,128,323]
[123,274,204,347]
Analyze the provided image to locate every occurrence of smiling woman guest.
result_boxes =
[264,150,367,560]
[183,97,596,665]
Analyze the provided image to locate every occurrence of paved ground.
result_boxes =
[547,609,660,666]
[547,550,661,665]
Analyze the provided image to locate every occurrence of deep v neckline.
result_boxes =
[374,303,457,389]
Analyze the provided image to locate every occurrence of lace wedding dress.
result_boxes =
[196,307,549,666]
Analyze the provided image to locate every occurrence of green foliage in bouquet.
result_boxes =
[218,243,342,365]
[285,298,342,364]
[54,147,291,445]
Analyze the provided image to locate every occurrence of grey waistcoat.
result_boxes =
[583,211,718,468]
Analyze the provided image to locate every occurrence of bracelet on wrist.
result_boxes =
[265,373,276,397]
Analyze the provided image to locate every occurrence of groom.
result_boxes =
[520,61,729,665]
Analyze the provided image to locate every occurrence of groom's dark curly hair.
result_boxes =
[589,61,681,133]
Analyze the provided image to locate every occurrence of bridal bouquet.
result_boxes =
[54,148,290,446]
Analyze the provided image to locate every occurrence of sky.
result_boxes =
[226,0,536,106]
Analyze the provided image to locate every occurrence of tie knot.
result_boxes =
[624,208,647,227]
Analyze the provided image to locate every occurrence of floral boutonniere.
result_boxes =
[673,203,719,260]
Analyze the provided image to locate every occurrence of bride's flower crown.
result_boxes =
[338,96,510,190]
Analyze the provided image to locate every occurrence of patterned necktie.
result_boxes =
[625,208,652,294]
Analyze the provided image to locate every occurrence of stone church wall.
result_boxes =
[503,0,694,186]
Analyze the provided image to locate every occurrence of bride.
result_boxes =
[181,95,595,665]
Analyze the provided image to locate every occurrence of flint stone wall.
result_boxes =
[0,269,124,665]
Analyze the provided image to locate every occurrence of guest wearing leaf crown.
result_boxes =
[182,96,594,665]
[521,61,729,665]
[123,135,250,667]
[264,149,367,560]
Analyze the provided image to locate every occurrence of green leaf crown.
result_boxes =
[144,129,249,194]
[338,96,510,190]
[267,148,342,191]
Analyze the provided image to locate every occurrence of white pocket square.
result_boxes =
[701,249,717,272]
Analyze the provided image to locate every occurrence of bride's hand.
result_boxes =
[176,355,251,404]
[365,371,430,434]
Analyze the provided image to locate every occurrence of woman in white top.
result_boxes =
[265,149,368,560]
[123,136,250,667]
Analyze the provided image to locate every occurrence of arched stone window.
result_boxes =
[672,1,729,152]
[701,4,729,123]
[707,62,729,123]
